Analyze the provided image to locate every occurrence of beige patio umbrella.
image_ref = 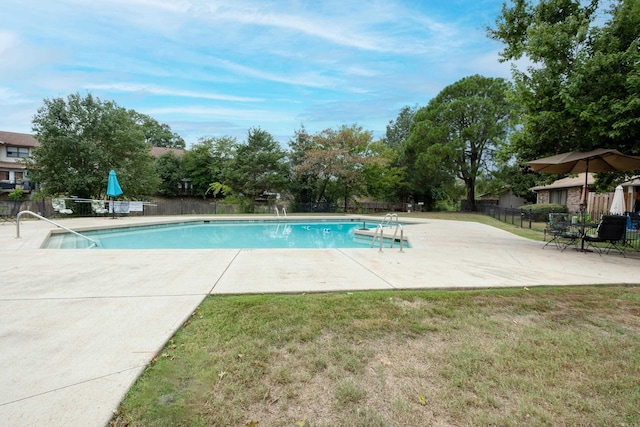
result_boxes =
[528,149,640,174]
[528,149,640,249]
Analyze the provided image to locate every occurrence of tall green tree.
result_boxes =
[132,113,186,149]
[27,92,159,198]
[488,0,640,161]
[182,136,237,198]
[406,75,515,211]
[227,128,289,211]
[381,105,417,204]
[154,152,183,197]
[361,140,402,203]
[381,105,418,151]
[288,126,319,205]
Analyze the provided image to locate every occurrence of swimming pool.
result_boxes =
[43,219,409,249]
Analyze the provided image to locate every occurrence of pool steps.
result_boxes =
[16,210,98,248]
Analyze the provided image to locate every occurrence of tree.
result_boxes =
[27,92,159,198]
[154,152,183,197]
[182,136,237,198]
[381,105,417,204]
[360,140,403,203]
[227,128,289,212]
[381,105,418,151]
[288,126,320,205]
[488,0,640,161]
[406,75,515,211]
[294,124,384,212]
[132,113,186,149]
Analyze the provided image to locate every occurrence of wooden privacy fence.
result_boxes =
[587,192,616,219]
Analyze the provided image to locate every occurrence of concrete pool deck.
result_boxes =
[1,214,639,426]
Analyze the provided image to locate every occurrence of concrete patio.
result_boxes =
[1,215,639,426]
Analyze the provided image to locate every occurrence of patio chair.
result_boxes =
[582,215,627,257]
[52,198,73,215]
[543,213,579,251]
[91,200,109,215]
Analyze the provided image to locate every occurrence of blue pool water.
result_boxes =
[43,220,407,249]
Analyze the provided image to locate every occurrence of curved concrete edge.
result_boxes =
[1,215,639,426]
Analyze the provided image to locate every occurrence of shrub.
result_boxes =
[8,188,24,201]
[520,203,567,222]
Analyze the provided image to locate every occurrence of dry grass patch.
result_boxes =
[110,287,640,427]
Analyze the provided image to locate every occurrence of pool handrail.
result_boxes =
[16,210,99,248]
[371,213,404,253]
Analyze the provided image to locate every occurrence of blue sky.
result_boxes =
[1,0,514,147]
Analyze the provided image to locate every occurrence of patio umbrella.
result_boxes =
[610,185,626,215]
[527,149,640,175]
[106,169,123,218]
[528,149,640,249]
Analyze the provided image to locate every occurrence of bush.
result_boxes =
[8,188,24,201]
[520,203,567,222]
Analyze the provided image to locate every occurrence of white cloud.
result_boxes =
[85,83,264,103]
[0,87,33,104]
[145,106,292,123]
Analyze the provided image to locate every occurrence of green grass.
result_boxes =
[110,287,640,427]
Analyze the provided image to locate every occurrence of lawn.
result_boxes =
[110,286,640,427]
[109,212,638,426]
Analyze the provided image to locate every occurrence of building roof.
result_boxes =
[530,173,594,191]
[621,176,640,188]
[0,131,40,148]
[150,146,185,158]
[0,132,189,159]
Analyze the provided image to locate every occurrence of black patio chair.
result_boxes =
[544,213,580,251]
[582,215,627,257]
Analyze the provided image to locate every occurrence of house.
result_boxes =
[620,176,640,213]
[531,173,595,213]
[476,188,527,210]
[0,131,38,194]
[149,146,185,158]
[498,189,527,208]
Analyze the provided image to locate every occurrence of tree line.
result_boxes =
[24,0,639,211]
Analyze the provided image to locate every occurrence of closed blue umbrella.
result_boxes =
[107,170,123,218]
[107,170,123,197]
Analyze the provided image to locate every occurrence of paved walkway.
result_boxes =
[1,215,639,426]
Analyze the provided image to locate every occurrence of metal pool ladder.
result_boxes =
[275,206,287,217]
[371,213,404,252]
[16,210,99,248]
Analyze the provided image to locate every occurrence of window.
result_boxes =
[14,171,24,182]
[6,146,30,158]
[0,171,8,181]
[549,189,567,205]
